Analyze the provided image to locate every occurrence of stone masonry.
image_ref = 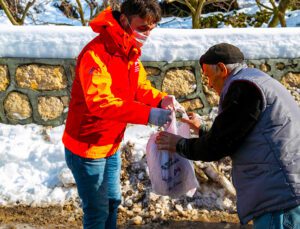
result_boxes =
[0,58,299,126]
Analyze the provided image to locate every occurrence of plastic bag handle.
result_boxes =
[164,107,189,134]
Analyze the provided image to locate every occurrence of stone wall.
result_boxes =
[0,58,299,126]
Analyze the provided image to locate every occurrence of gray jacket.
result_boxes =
[219,67,300,224]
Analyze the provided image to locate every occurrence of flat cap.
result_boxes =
[200,43,244,66]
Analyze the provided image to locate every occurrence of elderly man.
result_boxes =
[156,43,300,228]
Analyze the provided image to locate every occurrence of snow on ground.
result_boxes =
[0,0,299,207]
[0,123,156,206]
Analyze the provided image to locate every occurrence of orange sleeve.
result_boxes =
[78,51,151,125]
[135,61,167,107]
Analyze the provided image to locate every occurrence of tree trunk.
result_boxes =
[277,0,290,27]
[192,13,201,28]
[167,0,234,29]
[268,0,290,27]
[268,8,279,27]
[192,0,204,28]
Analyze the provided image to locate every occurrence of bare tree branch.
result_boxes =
[0,0,38,25]
[20,0,36,24]
[85,0,95,20]
[255,0,273,11]
[184,0,196,14]
[102,0,108,8]
[0,0,19,25]
[212,0,236,12]
[75,0,86,25]
[165,0,186,5]
[204,0,229,6]
[269,0,277,9]
[109,0,121,11]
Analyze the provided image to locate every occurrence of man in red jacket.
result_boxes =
[63,0,176,228]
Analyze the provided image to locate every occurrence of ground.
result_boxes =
[0,205,252,229]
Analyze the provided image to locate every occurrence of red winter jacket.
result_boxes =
[62,7,166,158]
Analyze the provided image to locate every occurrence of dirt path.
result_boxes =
[0,206,252,229]
[0,222,251,229]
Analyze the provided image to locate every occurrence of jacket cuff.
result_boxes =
[176,138,188,158]
[198,124,209,136]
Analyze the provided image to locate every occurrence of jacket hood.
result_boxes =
[89,7,141,61]
[89,7,116,33]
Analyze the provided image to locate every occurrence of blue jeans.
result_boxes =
[253,205,300,229]
[65,148,122,229]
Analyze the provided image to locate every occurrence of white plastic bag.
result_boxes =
[146,110,199,198]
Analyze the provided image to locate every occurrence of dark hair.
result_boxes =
[121,0,161,24]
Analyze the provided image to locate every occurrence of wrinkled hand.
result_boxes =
[155,131,183,152]
[148,108,171,126]
[181,112,201,133]
[161,95,184,112]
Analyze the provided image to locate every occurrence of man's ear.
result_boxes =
[217,62,228,78]
[119,14,131,34]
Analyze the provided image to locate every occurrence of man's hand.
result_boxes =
[155,131,183,152]
[148,108,171,126]
[181,112,201,133]
[161,95,184,112]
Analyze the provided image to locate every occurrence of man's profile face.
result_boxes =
[127,15,156,35]
[202,63,224,95]
[120,14,156,47]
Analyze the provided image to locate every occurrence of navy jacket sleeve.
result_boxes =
[176,81,263,161]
